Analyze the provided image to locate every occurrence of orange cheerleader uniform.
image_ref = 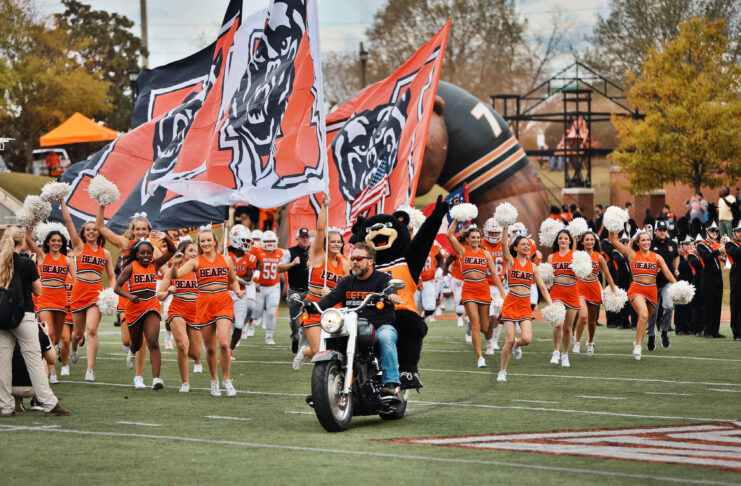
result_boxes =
[550,250,580,310]
[70,243,106,313]
[576,251,602,306]
[194,254,234,327]
[37,253,69,313]
[501,258,534,322]
[303,256,345,328]
[124,261,160,326]
[64,274,74,326]
[460,247,491,305]
[628,251,659,307]
[167,267,198,327]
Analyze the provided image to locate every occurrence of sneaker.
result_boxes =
[165,332,173,350]
[152,378,164,390]
[497,370,507,382]
[223,379,237,397]
[292,349,306,370]
[464,334,472,344]
[561,354,570,368]
[485,340,495,356]
[513,345,522,360]
[69,349,79,364]
[265,337,276,346]
[457,316,464,327]
[647,334,656,351]
[44,403,70,417]
[492,340,500,351]
[399,371,424,390]
[550,350,560,364]
[380,383,401,403]
[573,342,581,354]
[633,343,642,360]
[29,397,45,411]
[661,331,671,348]
[134,376,146,389]
[179,383,190,393]
[60,365,70,376]
[246,324,255,337]
[211,381,221,397]
[84,369,95,382]
[193,363,203,374]
[49,373,58,384]
[435,306,442,316]
[586,343,594,356]
[230,350,235,361]
[477,356,486,368]
[125,350,136,369]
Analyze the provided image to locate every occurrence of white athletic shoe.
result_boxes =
[572,342,581,354]
[497,371,507,382]
[84,369,95,382]
[60,365,70,376]
[49,373,59,384]
[435,306,442,316]
[292,350,306,370]
[125,350,136,369]
[223,379,237,397]
[134,376,146,389]
[485,340,495,356]
[464,334,473,344]
[245,325,255,337]
[513,345,522,360]
[492,340,500,351]
[586,343,594,356]
[561,354,570,368]
[550,350,560,365]
[477,356,486,368]
[211,381,221,397]
[230,350,235,361]
[457,316,464,327]
[152,377,164,390]
[179,383,190,393]
[69,349,79,364]
[265,337,276,345]
[633,343,642,361]
[193,363,203,374]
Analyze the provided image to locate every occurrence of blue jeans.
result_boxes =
[376,325,399,385]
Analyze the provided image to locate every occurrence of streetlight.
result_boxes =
[127,68,140,106]
[358,42,368,88]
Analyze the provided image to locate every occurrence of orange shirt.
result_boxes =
[75,243,106,284]
[196,254,229,290]
[255,247,284,286]
[420,243,442,282]
[508,258,534,294]
[128,261,158,301]
[461,247,488,281]
[449,254,464,280]
[172,266,198,303]
[229,250,257,290]
[482,240,505,284]
[551,250,575,279]
[632,251,659,279]
[307,255,346,302]
[376,260,417,312]
[39,253,68,288]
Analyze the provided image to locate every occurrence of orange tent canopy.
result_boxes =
[39,112,118,147]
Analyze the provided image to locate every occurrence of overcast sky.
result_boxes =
[40,0,609,69]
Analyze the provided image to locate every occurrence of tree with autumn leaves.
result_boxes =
[610,18,741,194]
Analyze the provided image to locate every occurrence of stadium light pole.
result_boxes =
[127,69,140,106]
[359,42,368,88]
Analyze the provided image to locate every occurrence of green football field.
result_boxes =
[2,311,739,485]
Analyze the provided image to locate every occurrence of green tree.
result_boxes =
[609,18,741,194]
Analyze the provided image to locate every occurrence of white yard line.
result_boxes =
[577,396,626,400]
[511,399,559,404]
[706,389,741,393]
[116,421,162,427]
[205,416,251,421]
[284,411,314,415]
[59,380,306,397]
[644,392,692,396]
[420,348,741,362]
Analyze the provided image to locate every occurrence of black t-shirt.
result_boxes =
[13,253,40,313]
[12,324,51,387]
[317,270,396,328]
[286,244,310,290]
[651,237,678,287]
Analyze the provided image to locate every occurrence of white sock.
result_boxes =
[122,345,130,353]
[492,326,501,342]
[166,331,173,340]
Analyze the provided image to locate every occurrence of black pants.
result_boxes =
[394,309,428,374]
[730,268,739,339]
[701,272,723,336]
[674,303,691,334]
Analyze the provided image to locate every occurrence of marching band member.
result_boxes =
[726,222,741,341]
[696,222,726,338]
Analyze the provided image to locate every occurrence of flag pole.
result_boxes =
[323,193,329,290]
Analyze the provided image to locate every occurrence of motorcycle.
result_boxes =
[291,279,409,432]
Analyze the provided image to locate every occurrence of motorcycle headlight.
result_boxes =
[320,309,343,334]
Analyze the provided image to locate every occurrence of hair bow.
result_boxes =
[199,224,212,231]
[132,212,147,219]
[178,235,193,243]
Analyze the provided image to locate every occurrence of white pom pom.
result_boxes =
[667,281,695,305]
[602,287,628,312]
[96,288,119,316]
[18,195,52,227]
[494,202,518,227]
[567,217,589,238]
[396,205,426,230]
[539,218,564,247]
[449,203,478,222]
[32,222,70,243]
[15,207,34,228]
[541,302,566,327]
[537,262,554,289]
[40,182,71,202]
[603,206,629,234]
[572,250,593,279]
[88,175,120,206]
[490,296,504,316]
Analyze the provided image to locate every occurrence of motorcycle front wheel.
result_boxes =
[311,360,353,432]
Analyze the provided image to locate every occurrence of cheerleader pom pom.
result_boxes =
[667,281,695,305]
[20,195,52,226]
[541,302,566,327]
[449,203,478,222]
[490,296,504,316]
[33,222,70,243]
[567,217,589,238]
[40,181,71,203]
[15,207,34,228]
[396,205,426,230]
[537,262,554,289]
[88,175,120,206]
[572,250,593,279]
[603,205,629,234]
[97,288,119,316]
[539,218,564,247]
[602,287,628,313]
[494,202,518,227]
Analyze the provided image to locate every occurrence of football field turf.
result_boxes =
[2,312,739,485]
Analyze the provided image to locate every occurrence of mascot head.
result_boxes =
[350,210,412,264]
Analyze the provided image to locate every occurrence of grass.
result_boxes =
[0,172,54,202]
[2,308,739,485]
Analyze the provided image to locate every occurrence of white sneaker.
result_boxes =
[586,343,594,356]
[492,340,500,351]
[485,340,495,356]
[165,332,173,350]
[210,381,221,397]
[435,306,442,316]
[570,336,576,348]
[246,324,255,337]
[134,376,146,389]
[513,345,522,360]
[69,349,79,364]
[497,370,507,382]
[573,342,581,354]
[265,337,276,345]
[292,350,307,370]
[179,383,190,393]
[633,343,642,361]
[60,365,70,376]
[193,363,203,374]
[457,316,464,327]
[49,373,59,384]
[125,350,136,369]
[464,334,472,344]
[152,377,164,390]
[223,379,237,397]
[84,369,95,382]
[550,350,560,364]
[477,356,486,368]
[561,354,570,368]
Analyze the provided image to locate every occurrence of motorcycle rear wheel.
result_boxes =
[379,390,409,420]
[311,360,353,432]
